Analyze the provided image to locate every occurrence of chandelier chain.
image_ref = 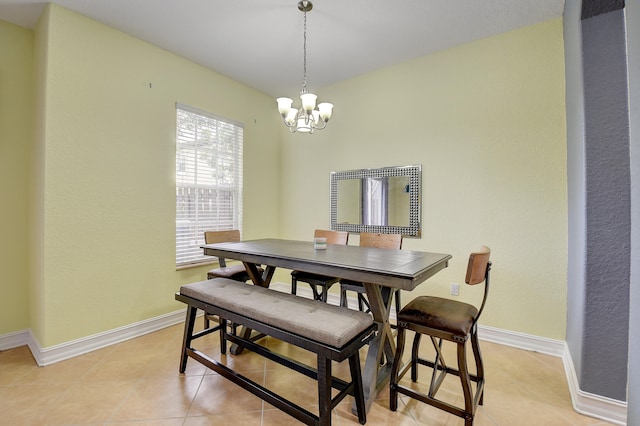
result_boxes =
[302,7,307,93]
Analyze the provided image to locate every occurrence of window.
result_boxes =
[175,103,243,266]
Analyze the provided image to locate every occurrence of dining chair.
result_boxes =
[390,246,492,426]
[290,229,349,302]
[339,232,403,316]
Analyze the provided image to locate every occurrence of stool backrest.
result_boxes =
[465,246,491,285]
[204,230,241,245]
[359,232,402,249]
[314,229,349,245]
[465,246,492,323]
[204,230,242,268]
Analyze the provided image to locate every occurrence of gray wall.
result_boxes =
[565,1,630,402]
[627,0,640,422]
[581,7,630,400]
[564,0,587,385]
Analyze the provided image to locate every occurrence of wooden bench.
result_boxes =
[176,278,377,426]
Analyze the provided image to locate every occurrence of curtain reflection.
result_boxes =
[361,178,388,226]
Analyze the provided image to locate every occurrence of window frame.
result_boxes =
[175,103,243,268]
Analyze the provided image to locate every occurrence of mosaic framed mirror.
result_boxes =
[330,165,421,237]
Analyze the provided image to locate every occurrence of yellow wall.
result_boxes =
[2,10,567,346]
[278,18,568,340]
[0,20,33,335]
[31,5,281,347]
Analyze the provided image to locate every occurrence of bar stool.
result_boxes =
[203,230,262,329]
[339,232,403,316]
[390,246,491,426]
[205,230,259,282]
[291,229,349,302]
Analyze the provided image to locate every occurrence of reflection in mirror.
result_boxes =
[336,179,360,224]
[331,165,421,237]
[360,176,412,226]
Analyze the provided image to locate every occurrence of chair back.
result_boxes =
[314,229,349,245]
[465,246,491,285]
[465,246,492,322]
[204,230,241,268]
[359,232,402,250]
[204,230,241,245]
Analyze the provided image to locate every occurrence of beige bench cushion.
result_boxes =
[180,278,374,348]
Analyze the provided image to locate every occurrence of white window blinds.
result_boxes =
[175,103,243,266]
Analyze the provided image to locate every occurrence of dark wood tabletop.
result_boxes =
[202,238,451,291]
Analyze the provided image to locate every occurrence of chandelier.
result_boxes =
[276,0,333,134]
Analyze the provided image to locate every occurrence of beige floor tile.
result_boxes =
[262,407,329,426]
[28,379,138,425]
[20,346,112,384]
[335,397,418,425]
[481,382,578,425]
[0,346,38,385]
[142,347,209,378]
[109,375,203,421]
[0,383,74,425]
[104,420,185,426]
[0,321,619,426]
[184,411,263,425]
[190,343,268,375]
[263,367,320,410]
[187,372,265,416]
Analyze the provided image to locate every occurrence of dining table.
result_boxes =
[201,238,452,412]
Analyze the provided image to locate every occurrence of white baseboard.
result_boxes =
[561,342,628,425]
[0,309,188,366]
[0,328,31,351]
[478,324,567,357]
[0,283,627,424]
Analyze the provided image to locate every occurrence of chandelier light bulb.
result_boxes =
[317,103,333,122]
[300,93,317,113]
[285,108,298,126]
[312,110,320,124]
[277,97,293,117]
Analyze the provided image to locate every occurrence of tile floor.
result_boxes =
[0,319,615,425]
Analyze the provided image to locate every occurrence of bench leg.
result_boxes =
[350,352,367,425]
[317,353,332,426]
[220,318,227,355]
[179,305,197,373]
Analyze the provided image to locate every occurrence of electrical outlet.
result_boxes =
[450,283,459,296]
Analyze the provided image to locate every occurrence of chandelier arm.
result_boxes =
[313,119,328,130]
[282,118,298,128]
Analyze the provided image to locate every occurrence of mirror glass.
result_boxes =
[331,165,421,237]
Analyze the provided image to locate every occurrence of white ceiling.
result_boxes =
[0,0,565,97]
